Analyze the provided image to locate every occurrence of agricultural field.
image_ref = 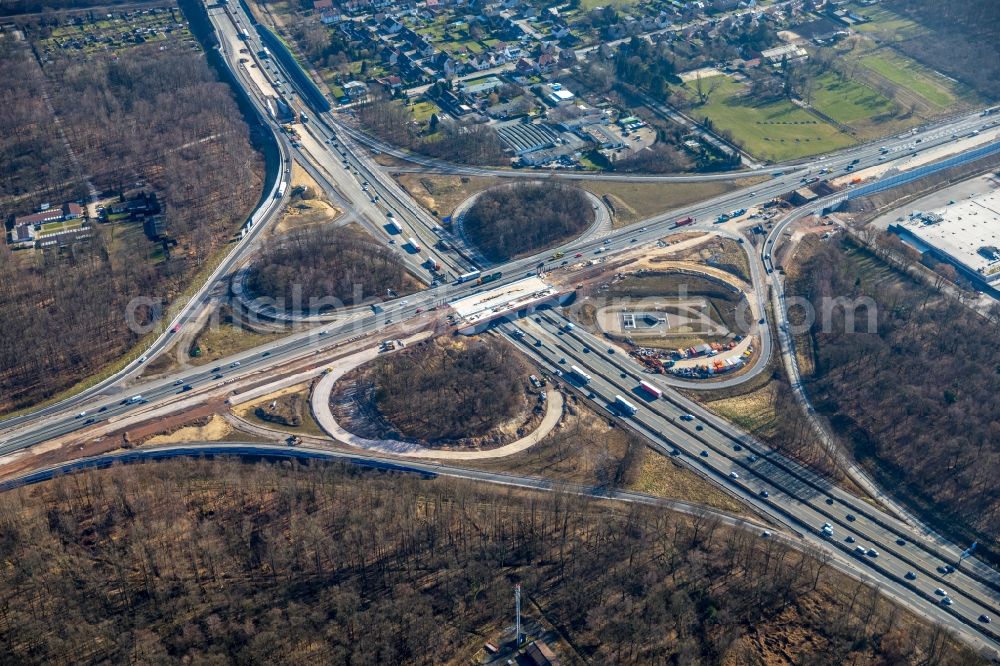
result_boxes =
[683,75,855,161]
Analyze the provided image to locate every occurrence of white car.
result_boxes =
[729,472,739,480]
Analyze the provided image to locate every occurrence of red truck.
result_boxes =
[674,216,695,228]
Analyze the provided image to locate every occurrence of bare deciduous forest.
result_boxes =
[0,459,980,665]
[246,225,415,309]
[886,0,1000,101]
[793,240,1000,553]
[0,36,261,414]
[463,183,594,261]
[365,337,529,442]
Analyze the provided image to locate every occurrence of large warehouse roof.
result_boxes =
[896,192,1000,284]
[497,123,559,155]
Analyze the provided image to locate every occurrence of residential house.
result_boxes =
[537,52,556,72]
[412,37,436,58]
[343,80,370,98]
[378,74,404,91]
[431,52,459,77]
[515,57,538,77]
[557,48,577,66]
[380,17,404,34]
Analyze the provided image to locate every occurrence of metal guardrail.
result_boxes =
[848,140,1000,200]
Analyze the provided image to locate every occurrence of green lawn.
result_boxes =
[408,100,440,123]
[684,75,854,162]
[860,50,956,109]
[810,72,895,125]
[38,219,85,235]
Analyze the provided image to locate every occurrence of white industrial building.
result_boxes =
[891,191,1000,287]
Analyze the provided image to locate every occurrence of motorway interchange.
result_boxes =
[1,0,999,655]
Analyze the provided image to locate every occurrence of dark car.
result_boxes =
[181,384,193,392]
[733,444,743,452]
[84,418,95,424]
[759,490,769,498]
[213,373,223,380]
[700,450,709,457]
[98,406,108,413]
[262,351,271,357]
[211,366,221,373]
[846,514,856,522]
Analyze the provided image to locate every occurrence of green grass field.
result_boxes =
[859,51,957,109]
[38,219,85,235]
[684,75,854,161]
[810,71,895,125]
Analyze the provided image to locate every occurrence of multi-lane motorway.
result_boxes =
[504,312,1000,649]
[1,0,999,654]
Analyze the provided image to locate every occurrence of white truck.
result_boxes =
[570,365,592,383]
[615,395,638,416]
[638,380,663,399]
